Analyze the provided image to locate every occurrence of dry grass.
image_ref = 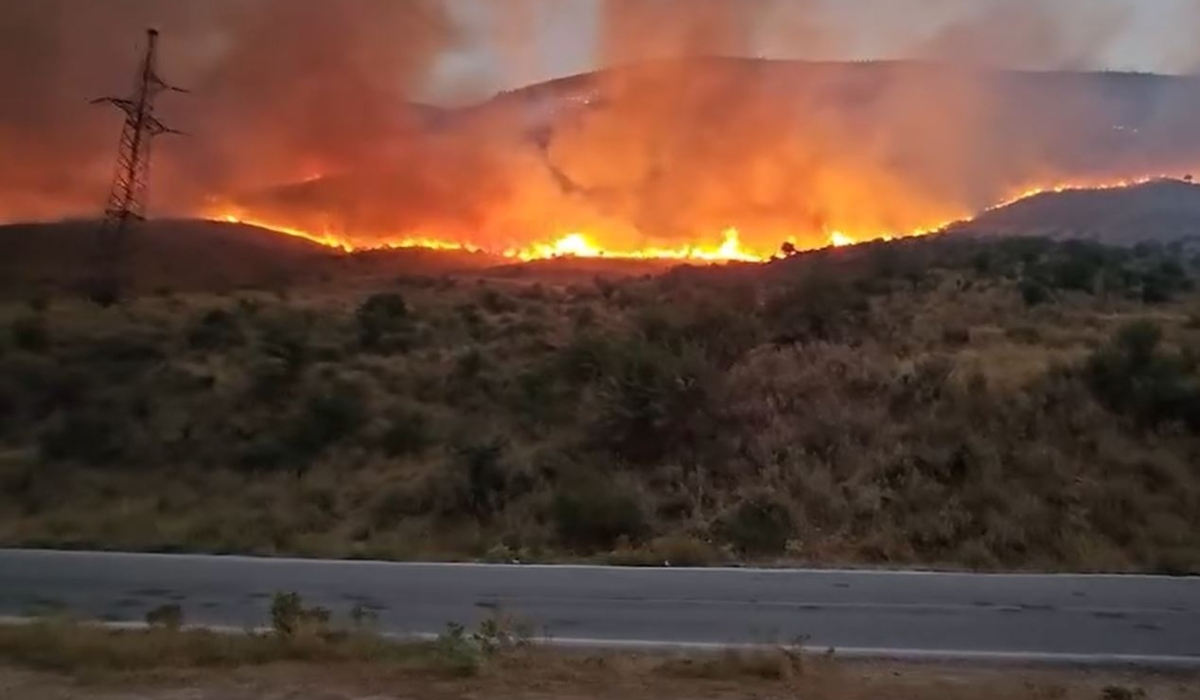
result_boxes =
[2,235,1200,572]
[0,622,454,676]
[0,623,1197,700]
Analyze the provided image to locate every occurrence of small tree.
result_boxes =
[447,436,513,519]
[356,292,410,350]
[270,591,331,638]
[762,274,871,344]
[1019,279,1051,307]
[591,340,724,467]
[39,403,134,467]
[720,495,795,556]
[186,308,244,350]
[552,480,647,551]
[285,378,368,466]
[1085,321,1200,433]
[10,315,49,353]
[379,406,434,457]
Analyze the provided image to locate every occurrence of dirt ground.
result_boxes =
[3,661,1197,700]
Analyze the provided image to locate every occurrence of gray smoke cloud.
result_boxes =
[0,0,459,220]
[916,0,1134,70]
[2,0,1199,254]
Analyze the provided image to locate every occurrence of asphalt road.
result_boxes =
[1,550,1198,666]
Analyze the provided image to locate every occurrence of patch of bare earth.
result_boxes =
[2,661,1197,700]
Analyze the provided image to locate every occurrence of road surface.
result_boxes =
[1,550,1198,666]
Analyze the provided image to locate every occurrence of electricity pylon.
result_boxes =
[90,28,185,305]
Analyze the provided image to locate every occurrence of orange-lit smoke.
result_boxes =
[6,1,1200,263]
[212,175,1183,262]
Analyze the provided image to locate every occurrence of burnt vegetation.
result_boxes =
[1,234,1200,573]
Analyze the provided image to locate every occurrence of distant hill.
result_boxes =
[949,179,1200,245]
[241,59,1200,247]
[472,58,1200,174]
[0,219,499,299]
[479,255,684,282]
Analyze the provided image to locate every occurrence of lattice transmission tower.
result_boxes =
[90,28,186,305]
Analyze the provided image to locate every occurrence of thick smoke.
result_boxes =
[599,0,759,64]
[917,0,1133,70]
[529,0,1200,251]
[0,0,458,220]
[3,0,1200,254]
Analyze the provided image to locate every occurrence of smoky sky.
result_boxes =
[0,0,459,219]
[2,0,1199,249]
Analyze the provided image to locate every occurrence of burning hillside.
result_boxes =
[951,177,1200,244]
[5,3,1200,262]
[196,58,1200,261]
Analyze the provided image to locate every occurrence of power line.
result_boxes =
[89,28,186,306]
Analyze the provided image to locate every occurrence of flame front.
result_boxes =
[507,228,763,262]
[208,174,1182,263]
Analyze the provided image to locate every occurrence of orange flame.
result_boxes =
[507,228,763,262]
[207,174,1184,263]
[828,231,856,248]
[985,175,1165,212]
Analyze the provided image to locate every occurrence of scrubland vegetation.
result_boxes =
[0,594,1190,700]
[1,592,530,678]
[2,234,1199,572]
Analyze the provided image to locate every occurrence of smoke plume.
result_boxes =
[527,0,1200,252]
[2,0,1200,256]
[0,0,458,220]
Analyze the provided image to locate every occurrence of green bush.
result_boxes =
[591,340,724,467]
[289,379,368,457]
[237,377,369,472]
[39,402,135,467]
[762,274,870,344]
[447,436,513,519]
[552,480,647,551]
[509,364,567,429]
[247,356,296,402]
[378,406,434,457]
[10,315,49,352]
[445,347,496,405]
[145,604,184,631]
[0,354,90,430]
[1047,240,1106,293]
[457,302,488,340]
[720,496,794,556]
[78,332,167,380]
[186,308,244,350]
[1019,279,1051,307]
[270,592,331,638]
[257,311,311,375]
[634,301,761,369]
[558,332,616,385]
[1085,321,1200,433]
[478,288,517,314]
[356,292,410,350]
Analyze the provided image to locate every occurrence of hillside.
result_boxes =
[949,179,1200,244]
[1,233,1198,572]
[476,58,1200,176]
[0,219,503,299]
[0,219,333,297]
[233,59,1200,250]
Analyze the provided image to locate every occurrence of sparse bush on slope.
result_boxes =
[0,235,1198,571]
[356,292,411,351]
[552,477,647,552]
[1085,320,1200,433]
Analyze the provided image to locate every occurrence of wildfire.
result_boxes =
[986,175,1165,212]
[206,173,1184,264]
[829,231,856,248]
[505,228,763,263]
[217,214,481,255]
[215,210,769,262]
